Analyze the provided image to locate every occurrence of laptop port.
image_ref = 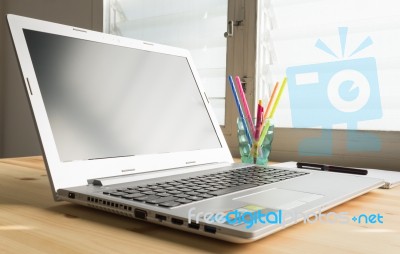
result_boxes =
[68,192,75,199]
[188,222,200,230]
[171,218,184,225]
[155,214,167,221]
[134,209,147,220]
[204,225,216,234]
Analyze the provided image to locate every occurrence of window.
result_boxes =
[103,0,258,155]
[104,0,228,124]
[256,0,400,169]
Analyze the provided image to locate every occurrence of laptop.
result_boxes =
[7,14,384,243]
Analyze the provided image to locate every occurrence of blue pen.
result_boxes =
[228,75,253,146]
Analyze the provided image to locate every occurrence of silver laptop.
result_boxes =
[8,14,384,243]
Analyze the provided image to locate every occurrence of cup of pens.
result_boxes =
[228,75,287,165]
[237,117,274,165]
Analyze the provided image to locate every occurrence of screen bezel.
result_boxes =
[8,14,233,192]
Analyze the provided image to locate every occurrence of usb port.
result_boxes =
[188,222,200,230]
[155,214,167,221]
[204,225,216,234]
[171,218,184,225]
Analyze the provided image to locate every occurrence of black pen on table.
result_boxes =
[297,162,368,175]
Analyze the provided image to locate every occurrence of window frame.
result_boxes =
[223,0,258,156]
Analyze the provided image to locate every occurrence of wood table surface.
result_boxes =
[0,156,399,253]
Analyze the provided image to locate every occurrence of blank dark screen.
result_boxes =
[23,29,222,162]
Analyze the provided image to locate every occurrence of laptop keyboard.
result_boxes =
[102,166,308,208]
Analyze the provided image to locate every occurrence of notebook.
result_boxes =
[8,14,384,243]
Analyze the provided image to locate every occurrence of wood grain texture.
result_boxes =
[0,157,399,253]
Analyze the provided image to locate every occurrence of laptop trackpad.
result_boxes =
[233,188,324,210]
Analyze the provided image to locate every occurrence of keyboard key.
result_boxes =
[175,198,192,204]
[142,191,156,195]
[172,180,186,184]
[175,193,189,198]
[133,194,160,202]
[262,175,274,179]
[186,191,199,196]
[122,193,144,199]
[187,196,203,201]
[198,193,214,199]
[165,187,177,191]
[168,190,182,195]
[158,184,171,188]
[159,201,181,207]
[209,183,258,196]
[157,192,171,197]
[190,181,203,185]
[146,196,178,204]
[110,192,127,197]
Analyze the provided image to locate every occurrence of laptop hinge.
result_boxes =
[88,162,231,186]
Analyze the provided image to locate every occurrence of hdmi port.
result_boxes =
[171,218,184,225]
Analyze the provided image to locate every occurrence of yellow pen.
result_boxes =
[258,77,287,147]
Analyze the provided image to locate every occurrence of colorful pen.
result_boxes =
[258,77,287,147]
[235,76,255,138]
[264,81,279,120]
[228,75,252,146]
[255,100,263,141]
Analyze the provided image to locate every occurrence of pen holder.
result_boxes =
[237,117,274,165]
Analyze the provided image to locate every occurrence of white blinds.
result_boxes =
[106,0,228,124]
[257,0,400,131]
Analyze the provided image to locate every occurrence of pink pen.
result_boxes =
[255,100,263,140]
[235,76,255,138]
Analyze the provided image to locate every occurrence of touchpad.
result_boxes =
[234,188,324,210]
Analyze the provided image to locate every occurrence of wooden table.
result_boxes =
[0,156,399,253]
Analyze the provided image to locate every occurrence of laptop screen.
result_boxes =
[23,29,222,162]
